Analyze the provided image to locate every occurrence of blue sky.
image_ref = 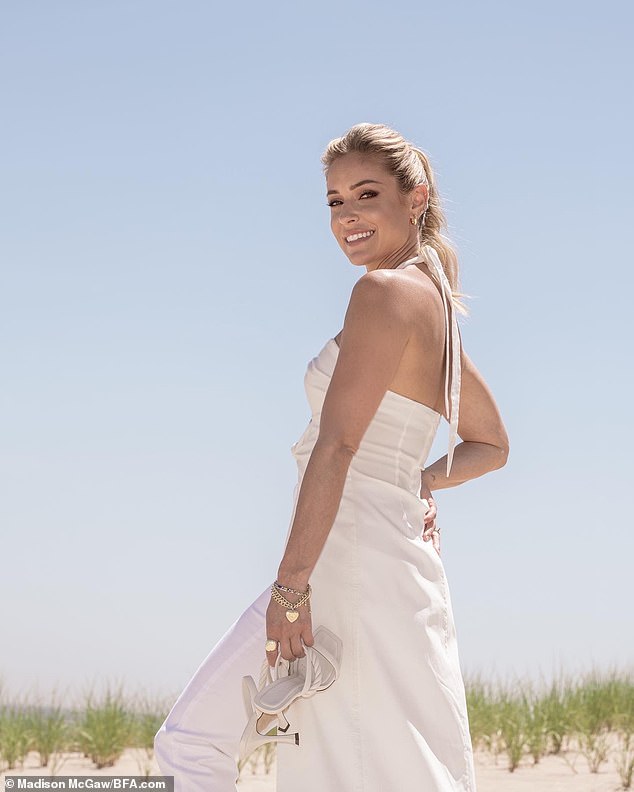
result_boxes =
[1,1,632,702]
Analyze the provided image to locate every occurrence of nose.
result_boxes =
[337,207,359,226]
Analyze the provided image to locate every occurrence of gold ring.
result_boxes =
[265,639,278,652]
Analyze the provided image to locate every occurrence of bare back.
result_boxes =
[334,263,450,419]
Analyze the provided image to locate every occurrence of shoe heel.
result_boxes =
[238,710,300,762]
[239,728,300,761]
[273,730,300,747]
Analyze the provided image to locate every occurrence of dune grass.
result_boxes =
[1,666,632,787]
[0,682,172,778]
[464,664,634,786]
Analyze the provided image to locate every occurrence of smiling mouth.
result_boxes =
[345,230,375,244]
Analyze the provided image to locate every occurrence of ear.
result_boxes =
[410,183,428,214]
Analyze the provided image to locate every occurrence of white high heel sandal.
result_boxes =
[238,625,343,761]
[239,669,300,762]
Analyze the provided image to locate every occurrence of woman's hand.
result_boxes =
[420,480,441,557]
[265,590,314,667]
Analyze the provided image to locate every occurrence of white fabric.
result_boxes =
[154,248,476,791]
[403,246,462,476]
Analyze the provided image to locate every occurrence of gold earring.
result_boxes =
[410,216,418,225]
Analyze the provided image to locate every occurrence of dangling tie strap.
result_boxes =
[411,245,462,477]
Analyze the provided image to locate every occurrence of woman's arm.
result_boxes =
[421,348,509,493]
[271,271,414,662]
[277,269,415,587]
[277,441,353,589]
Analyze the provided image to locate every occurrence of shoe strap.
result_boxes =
[259,641,338,700]
[309,642,340,682]
[258,657,274,688]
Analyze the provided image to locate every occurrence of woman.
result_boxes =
[154,122,509,791]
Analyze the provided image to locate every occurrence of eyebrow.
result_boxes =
[326,179,383,196]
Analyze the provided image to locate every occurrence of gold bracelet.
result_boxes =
[274,580,309,596]
[270,585,311,609]
[270,584,311,622]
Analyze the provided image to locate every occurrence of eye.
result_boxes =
[327,190,378,208]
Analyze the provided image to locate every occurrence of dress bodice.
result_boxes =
[290,245,462,494]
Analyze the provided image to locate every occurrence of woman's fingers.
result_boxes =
[265,602,314,665]
[302,624,315,649]
[422,495,441,554]
[266,634,293,664]
[423,519,437,540]
[290,619,314,660]
[422,517,437,541]
[424,497,437,523]
[280,637,296,663]
[422,496,437,541]
[290,634,305,659]
[275,631,310,662]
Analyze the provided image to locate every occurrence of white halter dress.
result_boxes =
[275,246,476,791]
[153,245,477,792]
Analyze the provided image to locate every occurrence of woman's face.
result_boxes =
[325,152,427,271]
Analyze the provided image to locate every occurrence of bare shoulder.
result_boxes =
[348,266,437,326]
[321,265,446,452]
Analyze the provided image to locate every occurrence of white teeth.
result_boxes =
[346,230,374,243]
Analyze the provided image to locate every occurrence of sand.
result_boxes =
[1,741,629,791]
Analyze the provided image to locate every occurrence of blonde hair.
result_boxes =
[321,122,470,317]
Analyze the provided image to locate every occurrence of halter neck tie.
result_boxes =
[398,245,462,477]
